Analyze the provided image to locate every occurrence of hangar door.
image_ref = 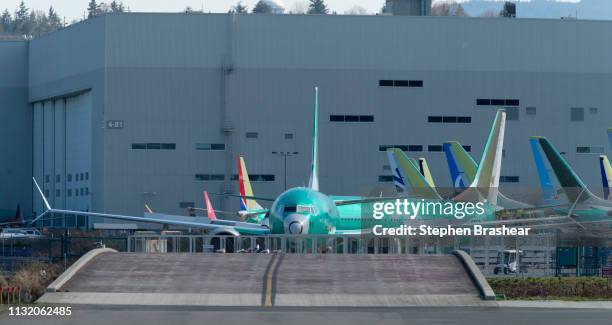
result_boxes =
[33,91,92,228]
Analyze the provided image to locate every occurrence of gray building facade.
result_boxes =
[1,13,611,228]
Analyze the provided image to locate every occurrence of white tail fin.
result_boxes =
[308,87,319,191]
[469,110,506,205]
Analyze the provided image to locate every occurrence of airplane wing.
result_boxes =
[32,178,270,235]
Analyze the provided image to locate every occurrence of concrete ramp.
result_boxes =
[38,250,495,307]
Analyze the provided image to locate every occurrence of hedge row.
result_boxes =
[489,277,612,300]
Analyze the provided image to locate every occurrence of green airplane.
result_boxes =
[33,87,508,235]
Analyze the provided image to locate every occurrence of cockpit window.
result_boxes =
[283,206,297,213]
[297,205,318,214]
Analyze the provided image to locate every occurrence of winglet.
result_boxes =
[600,155,612,200]
[308,86,319,191]
[469,110,506,205]
[204,191,217,220]
[33,177,51,211]
[31,177,51,224]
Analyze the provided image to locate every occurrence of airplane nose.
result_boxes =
[284,214,308,234]
[289,221,303,234]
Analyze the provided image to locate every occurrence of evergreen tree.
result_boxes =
[1,9,11,32]
[87,0,99,18]
[307,0,328,15]
[230,2,248,14]
[252,1,272,14]
[48,6,62,29]
[110,1,125,13]
[13,1,29,32]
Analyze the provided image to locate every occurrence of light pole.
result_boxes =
[272,151,299,190]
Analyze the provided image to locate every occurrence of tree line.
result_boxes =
[0,1,127,37]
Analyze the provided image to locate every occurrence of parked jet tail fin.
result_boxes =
[468,110,506,205]
[600,155,612,200]
[608,128,612,149]
[416,158,435,188]
[387,148,442,200]
[308,87,319,191]
[533,136,594,203]
[386,149,407,192]
[203,191,217,220]
[443,141,477,191]
[529,138,559,205]
[238,156,263,211]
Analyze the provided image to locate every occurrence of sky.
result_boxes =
[2,0,582,21]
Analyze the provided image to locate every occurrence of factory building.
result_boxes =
[0,13,610,228]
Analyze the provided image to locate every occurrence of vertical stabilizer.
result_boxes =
[417,158,436,188]
[204,191,217,220]
[238,156,263,211]
[534,136,594,203]
[600,155,612,200]
[469,110,506,205]
[443,141,477,191]
[529,138,558,204]
[608,128,612,149]
[387,148,442,199]
[308,87,320,191]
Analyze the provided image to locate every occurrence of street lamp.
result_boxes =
[272,151,299,190]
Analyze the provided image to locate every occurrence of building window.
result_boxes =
[476,99,491,106]
[379,145,424,152]
[230,174,275,182]
[570,107,584,121]
[132,143,176,150]
[44,190,49,198]
[56,189,60,197]
[196,143,225,151]
[45,175,49,183]
[67,189,72,197]
[67,174,72,182]
[56,175,60,183]
[378,175,393,182]
[506,107,519,121]
[195,174,225,181]
[477,98,519,106]
[409,80,423,87]
[394,80,408,87]
[463,145,472,152]
[428,145,443,152]
[589,107,598,114]
[576,146,604,154]
[382,165,391,171]
[429,116,471,123]
[500,176,520,183]
[284,133,294,139]
[379,80,422,88]
[526,107,536,115]
[85,172,89,180]
[246,132,258,139]
[330,115,374,122]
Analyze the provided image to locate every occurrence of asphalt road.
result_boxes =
[2,306,612,325]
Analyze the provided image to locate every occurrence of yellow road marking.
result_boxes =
[263,253,279,307]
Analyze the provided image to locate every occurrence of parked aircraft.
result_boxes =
[599,155,611,200]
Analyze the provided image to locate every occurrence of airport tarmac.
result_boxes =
[3,306,612,325]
